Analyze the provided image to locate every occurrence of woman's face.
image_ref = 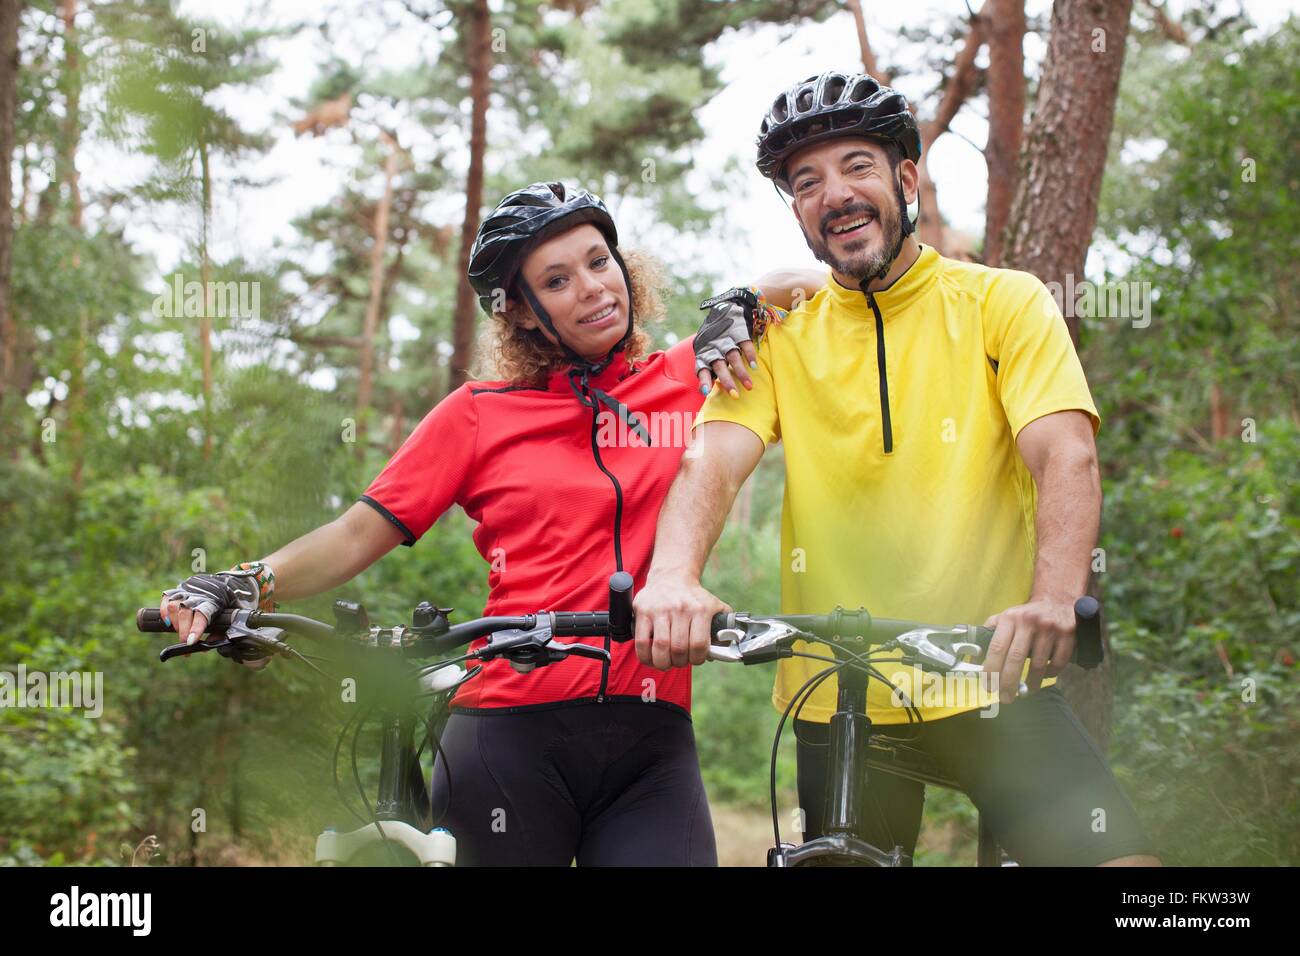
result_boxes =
[514,223,629,362]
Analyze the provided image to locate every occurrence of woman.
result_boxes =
[159,181,816,866]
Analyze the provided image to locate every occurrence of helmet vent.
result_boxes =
[822,75,846,106]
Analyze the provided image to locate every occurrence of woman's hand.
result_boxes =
[159,571,260,645]
[158,591,209,646]
[694,298,759,397]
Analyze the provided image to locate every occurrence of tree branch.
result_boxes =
[845,0,892,83]
[921,12,987,149]
[289,333,364,350]
[1142,0,1190,44]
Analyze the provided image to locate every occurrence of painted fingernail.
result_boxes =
[750,360,758,369]
[164,616,171,628]
[186,632,199,645]
[729,388,740,399]
[699,385,710,395]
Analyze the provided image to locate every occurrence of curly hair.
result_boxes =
[474,248,668,385]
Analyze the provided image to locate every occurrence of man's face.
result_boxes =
[785,138,914,283]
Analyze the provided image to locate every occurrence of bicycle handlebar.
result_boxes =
[138,575,1103,671]
[705,595,1103,668]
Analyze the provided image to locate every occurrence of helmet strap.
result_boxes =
[871,170,913,284]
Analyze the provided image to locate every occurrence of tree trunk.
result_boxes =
[1002,0,1134,347]
[446,0,490,395]
[199,136,214,460]
[845,0,886,81]
[845,3,985,259]
[1001,0,1135,752]
[1209,378,1231,441]
[355,131,399,457]
[60,0,88,492]
[917,19,984,254]
[0,0,21,424]
[388,393,405,456]
[983,0,1025,265]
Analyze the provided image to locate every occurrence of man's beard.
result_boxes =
[802,195,903,283]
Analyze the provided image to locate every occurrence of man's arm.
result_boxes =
[981,410,1101,700]
[633,420,766,669]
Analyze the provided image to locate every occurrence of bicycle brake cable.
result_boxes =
[770,660,847,849]
[332,708,371,826]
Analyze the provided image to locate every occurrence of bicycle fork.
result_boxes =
[769,646,909,867]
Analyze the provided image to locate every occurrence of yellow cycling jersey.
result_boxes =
[695,245,1100,724]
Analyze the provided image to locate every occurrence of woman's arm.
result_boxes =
[260,501,406,603]
[160,502,405,643]
[754,268,825,310]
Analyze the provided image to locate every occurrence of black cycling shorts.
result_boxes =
[795,686,1154,866]
[430,698,717,866]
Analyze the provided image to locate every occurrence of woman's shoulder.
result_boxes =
[452,373,553,402]
[641,337,697,388]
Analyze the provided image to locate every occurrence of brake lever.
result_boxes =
[159,637,225,662]
[476,625,611,673]
[895,626,1031,696]
[894,626,985,673]
[708,615,802,663]
[158,610,294,665]
[551,641,610,665]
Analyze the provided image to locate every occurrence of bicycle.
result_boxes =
[137,572,641,866]
[705,596,1104,866]
[137,577,1101,867]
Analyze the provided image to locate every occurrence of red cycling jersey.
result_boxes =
[360,338,703,713]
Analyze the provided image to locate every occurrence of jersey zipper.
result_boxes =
[863,290,894,455]
[585,396,624,703]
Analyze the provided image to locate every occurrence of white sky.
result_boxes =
[83,0,1300,301]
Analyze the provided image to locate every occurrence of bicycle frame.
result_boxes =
[768,642,908,867]
[316,669,463,866]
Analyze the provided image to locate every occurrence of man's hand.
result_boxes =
[981,597,1078,703]
[633,574,730,670]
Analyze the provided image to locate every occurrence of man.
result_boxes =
[635,71,1158,866]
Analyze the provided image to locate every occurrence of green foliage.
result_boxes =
[3,1,1295,870]
[1101,424,1299,864]
[692,457,791,807]
[100,1,279,167]
[1089,17,1300,865]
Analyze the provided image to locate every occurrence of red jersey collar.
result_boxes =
[544,350,636,393]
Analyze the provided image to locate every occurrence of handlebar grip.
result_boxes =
[1073,596,1103,669]
[608,572,634,643]
[136,608,235,633]
[550,612,610,638]
[137,608,171,632]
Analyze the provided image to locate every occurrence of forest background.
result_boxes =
[0,0,1296,866]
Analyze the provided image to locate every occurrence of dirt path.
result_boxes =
[711,803,976,866]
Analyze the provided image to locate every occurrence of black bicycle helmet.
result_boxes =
[756,71,922,194]
[468,181,619,316]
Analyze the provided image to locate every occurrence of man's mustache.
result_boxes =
[819,203,881,237]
